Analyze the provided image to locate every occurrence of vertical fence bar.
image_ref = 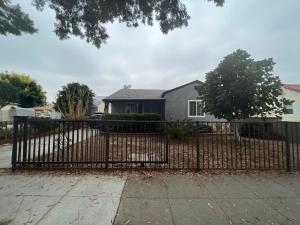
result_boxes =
[105,121,110,169]
[285,122,291,172]
[196,122,200,170]
[165,121,169,164]
[11,118,19,170]
[22,117,28,164]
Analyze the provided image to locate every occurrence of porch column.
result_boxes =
[161,101,165,120]
[104,102,109,113]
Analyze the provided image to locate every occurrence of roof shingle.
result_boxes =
[104,89,166,101]
[283,84,300,93]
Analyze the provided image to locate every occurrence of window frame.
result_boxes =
[284,103,294,115]
[187,100,205,118]
[125,103,144,114]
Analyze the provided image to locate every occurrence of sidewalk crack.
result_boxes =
[35,178,81,224]
[162,177,175,225]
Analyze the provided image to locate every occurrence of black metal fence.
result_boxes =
[11,117,300,171]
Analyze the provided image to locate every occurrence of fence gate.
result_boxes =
[12,118,169,169]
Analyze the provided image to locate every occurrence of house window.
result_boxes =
[284,103,294,114]
[188,100,205,117]
[125,103,143,113]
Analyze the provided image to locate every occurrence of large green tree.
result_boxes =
[1,0,224,48]
[0,0,37,35]
[196,49,292,121]
[0,72,46,108]
[0,79,19,107]
[54,83,95,119]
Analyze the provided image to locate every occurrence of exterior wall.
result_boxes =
[98,102,106,113]
[282,88,300,122]
[164,83,222,121]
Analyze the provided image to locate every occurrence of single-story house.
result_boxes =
[103,80,219,121]
[282,84,300,122]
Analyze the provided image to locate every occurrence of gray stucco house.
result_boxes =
[103,80,218,121]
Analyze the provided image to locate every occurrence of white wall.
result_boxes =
[282,88,300,122]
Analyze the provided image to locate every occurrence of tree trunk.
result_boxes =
[230,120,241,143]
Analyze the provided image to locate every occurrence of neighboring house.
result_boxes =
[0,104,35,122]
[34,105,62,119]
[92,96,109,114]
[0,104,62,122]
[282,84,300,122]
[103,80,220,121]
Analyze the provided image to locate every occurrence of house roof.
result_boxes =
[104,89,166,101]
[283,84,300,93]
[104,80,202,102]
[93,96,106,105]
[162,80,202,96]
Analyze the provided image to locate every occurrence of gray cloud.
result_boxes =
[0,0,299,102]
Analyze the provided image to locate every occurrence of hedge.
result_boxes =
[101,113,161,121]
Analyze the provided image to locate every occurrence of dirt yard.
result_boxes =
[47,132,300,170]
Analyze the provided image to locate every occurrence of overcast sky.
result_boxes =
[1,0,300,102]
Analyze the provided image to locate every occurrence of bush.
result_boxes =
[166,122,194,140]
[198,124,213,133]
[0,127,13,143]
[166,121,213,140]
[239,122,282,140]
[30,118,53,134]
[101,113,161,121]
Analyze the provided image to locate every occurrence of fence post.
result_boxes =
[105,121,110,169]
[196,122,200,170]
[284,122,291,172]
[11,117,19,171]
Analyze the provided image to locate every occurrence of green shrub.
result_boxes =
[166,122,213,140]
[166,122,194,140]
[0,219,12,225]
[239,122,283,140]
[102,113,161,121]
[0,127,12,141]
[30,118,52,133]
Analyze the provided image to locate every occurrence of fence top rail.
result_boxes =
[12,117,300,124]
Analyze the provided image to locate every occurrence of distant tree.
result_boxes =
[1,0,224,48]
[196,49,292,121]
[0,0,37,36]
[54,83,95,119]
[123,84,132,89]
[0,79,19,107]
[0,72,46,108]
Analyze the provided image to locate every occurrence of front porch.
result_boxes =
[104,100,165,119]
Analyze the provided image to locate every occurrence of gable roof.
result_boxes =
[162,80,202,96]
[104,80,202,101]
[93,96,106,105]
[104,89,166,101]
[283,84,300,93]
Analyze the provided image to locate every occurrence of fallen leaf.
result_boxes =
[124,219,130,225]
[208,202,214,209]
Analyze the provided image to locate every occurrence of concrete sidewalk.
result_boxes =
[0,174,126,225]
[0,173,300,225]
[0,144,12,169]
[115,174,300,225]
